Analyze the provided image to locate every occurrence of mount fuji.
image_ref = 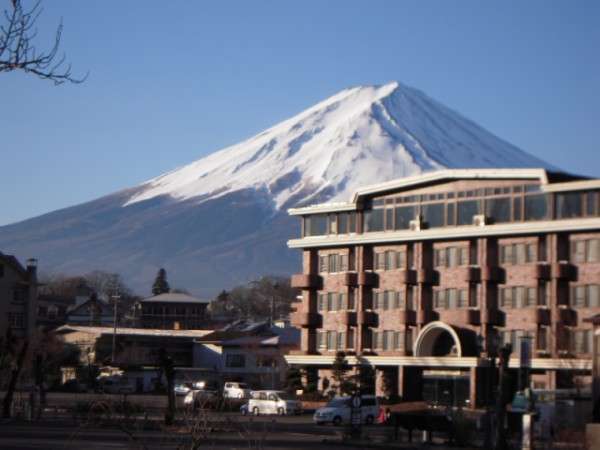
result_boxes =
[0,82,552,296]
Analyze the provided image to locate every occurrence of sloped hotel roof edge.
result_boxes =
[287,168,551,216]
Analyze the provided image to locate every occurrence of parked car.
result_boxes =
[184,389,219,409]
[247,390,302,416]
[223,382,252,399]
[96,376,136,394]
[174,384,192,396]
[313,395,379,425]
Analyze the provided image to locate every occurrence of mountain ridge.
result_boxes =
[0,81,553,296]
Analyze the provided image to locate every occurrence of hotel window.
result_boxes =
[406,328,413,350]
[435,246,469,267]
[347,290,356,310]
[524,194,549,221]
[422,202,445,228]
[571,239,600,263]
[537,327,548,351]
[393,331,404,350]
[457,200,480,226]
[319,254,349,273]
[364,206,384,232]
[395,205,416,230]
[304,214,328,236]
[501,329,529,350]
[329,214,337,234]
[434,289,468,309]
[556,192,583,219]
[500,243,537,265]
[347,328,355,349]
[336,331,345,350]
[500,286,532,308]
[383,330,394,351]
[326,331,336,350]
[317,331,325,349]
[570,284,600,308]
[485,197,512,223]
[571,329,592,354]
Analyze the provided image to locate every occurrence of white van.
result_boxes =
[313,395,380,425]
[223,382,251,399]
[247,390,302,416]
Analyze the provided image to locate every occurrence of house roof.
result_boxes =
[0,252,28,277]
[140,293,210,304]
[288,168,591,216]
[223,326,300,347]
[56,324,213,338]
[66,297,112,315]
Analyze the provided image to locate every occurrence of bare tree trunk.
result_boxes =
[2,339,29,418]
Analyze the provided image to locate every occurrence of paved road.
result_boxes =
[0,415,399,450]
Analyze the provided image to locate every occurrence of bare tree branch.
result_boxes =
[0,0,87,84]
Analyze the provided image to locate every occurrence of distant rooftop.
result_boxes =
[56,325,213,338]
[140,292,210,304]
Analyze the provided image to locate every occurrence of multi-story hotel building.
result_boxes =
[285,169,599,407]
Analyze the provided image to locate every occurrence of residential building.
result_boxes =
[195,320,300,389]
[0,253,38,338]
[138,292,210,330]
[285,169,599,407]
[66,293,114,326]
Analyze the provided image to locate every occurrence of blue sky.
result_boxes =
[1,0,598,226]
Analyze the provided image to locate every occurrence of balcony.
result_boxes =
[392,309,417,325]
[482,308,503,325]
[417,269,438,285]
[358,272,378,287]
[536,308,551,325]
[481,266,504,283]
[340,311,357,326]
[558,308,577,326]
[417,309,436,325]
[535,263,551,280]
[461,267,481,283]
[398,269,417,285]
[290,274,322,290]
[358,310,378,327]
[290,312,321,328]
[552,262,576,281]
[340,272,358,287]
[461,309,481,325]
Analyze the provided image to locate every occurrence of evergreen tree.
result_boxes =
[331,351,356,395]
[152,268,170,295]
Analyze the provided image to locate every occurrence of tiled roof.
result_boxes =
[140,293,210,304]
[56,324,213,338]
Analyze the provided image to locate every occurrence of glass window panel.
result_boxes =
[457,200,480,225]
[385,251,395,270]
[338,213,348,234]
[397,250,407,268]
[485,197,511,223]
[524,194,549,221]
[448,247,458,267]
[589,285,600,308]
[348,290,355,310]
[307,214,328,236]
[459,247,469,266]
[514,197,522,221]
[329,214,337,234]
[447,289,457,309]
[556,192,583,219]
[458,289,468,307]
[527,288,537,306]
[394,206,416,230]
[349,213,356,233]
[573,286,586,307]
[588,239,600,263]
[516,244,527,264]
[347,329,355,349]
[537,328,547,351]
[435,248,445,267]
[572,240,586,263]
[515,287,525,308]
[586,192,597,216]
[385,208,394,231]
[526,244,537,263]
[422,203,445,228]
[365,209,384,232]
[446,202,456,226]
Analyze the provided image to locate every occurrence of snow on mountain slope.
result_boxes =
[125,81,551,210]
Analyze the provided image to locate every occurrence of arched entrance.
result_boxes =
[413,321,463,357]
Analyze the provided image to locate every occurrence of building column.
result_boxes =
[398,366,423,401]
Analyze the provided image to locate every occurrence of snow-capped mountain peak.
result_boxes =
[124,81,549,210]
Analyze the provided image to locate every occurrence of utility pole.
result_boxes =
[111,291,121,365]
